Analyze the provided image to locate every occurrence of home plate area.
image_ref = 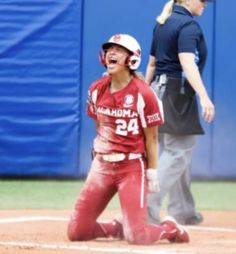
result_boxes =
[0,210,235,254]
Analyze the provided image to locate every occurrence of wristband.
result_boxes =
[146,168,158,180]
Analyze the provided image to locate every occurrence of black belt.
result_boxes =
[153,74,182,84]
[153,74,195,96]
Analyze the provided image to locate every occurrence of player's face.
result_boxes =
[104,45,130,74]
[189,0,207,16]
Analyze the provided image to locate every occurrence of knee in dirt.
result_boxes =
[67,222,90,241]
[126,230,148,245]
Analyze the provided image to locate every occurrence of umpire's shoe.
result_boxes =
[161,216,190,243]
[175,212,203,225]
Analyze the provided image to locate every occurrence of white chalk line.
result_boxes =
[0,216,236,253]
[0,216,68,223]
[0,240,235,254]
[187,225,236,233]
[0,241,194,254]
[0,216,236,233]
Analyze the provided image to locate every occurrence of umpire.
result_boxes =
[145,0,215,225]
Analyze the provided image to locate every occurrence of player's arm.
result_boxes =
[143,126,158,169]
[90,120,99,161]
[143,125,159,192]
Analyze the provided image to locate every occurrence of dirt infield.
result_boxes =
[0,209,236,254]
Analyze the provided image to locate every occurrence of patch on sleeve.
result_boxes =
[147,113,161,124]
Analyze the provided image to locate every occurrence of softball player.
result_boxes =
[67,34,189,245]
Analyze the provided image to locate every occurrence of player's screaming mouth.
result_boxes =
[108,59,118,64]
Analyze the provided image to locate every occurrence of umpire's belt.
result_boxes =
[97,153,142,162]
[153,74,195,96]
[153,74,181,85]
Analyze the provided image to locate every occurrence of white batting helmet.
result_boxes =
[102,34,141,70]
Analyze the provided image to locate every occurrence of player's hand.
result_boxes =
[146,169,159,192]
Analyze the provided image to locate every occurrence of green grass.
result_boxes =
[0,180,83,209]
[192,181,236,211]
[0,180,235,210]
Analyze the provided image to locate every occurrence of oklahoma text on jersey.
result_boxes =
[97,106,138,118]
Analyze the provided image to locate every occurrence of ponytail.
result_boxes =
[132,71,145,81]
[157,0,175,25]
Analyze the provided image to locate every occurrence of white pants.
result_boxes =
[147,133,198,223]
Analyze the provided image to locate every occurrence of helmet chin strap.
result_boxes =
[99,50,140,70]
[99,51,129,68]
[114,60,129,68]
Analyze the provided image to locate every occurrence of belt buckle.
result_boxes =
[102,153,125,162]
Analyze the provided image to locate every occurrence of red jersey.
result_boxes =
[87,75,163,154]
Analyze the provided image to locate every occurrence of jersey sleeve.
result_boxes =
[86,76,111,120]
[138,85,164,128]
[86,86,98,120]
[178,21,201,53]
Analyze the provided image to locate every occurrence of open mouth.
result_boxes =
[107,58,118,65]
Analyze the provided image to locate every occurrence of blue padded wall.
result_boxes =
[0,0,82,177]
[1,0,235,179]
[192,0,236,179]
[211,1,236,179]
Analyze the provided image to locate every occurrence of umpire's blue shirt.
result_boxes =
[150,5,207,79]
